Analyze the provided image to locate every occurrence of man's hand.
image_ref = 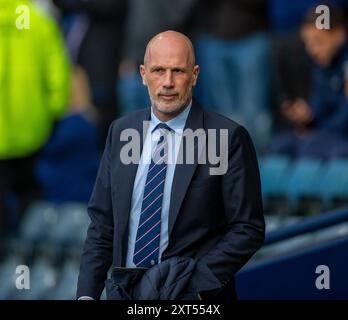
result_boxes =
[281,98,313,129]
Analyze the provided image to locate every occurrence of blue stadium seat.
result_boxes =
[19,202,59,243]
[316,159,348,208]
[259,155,291,198]
[259,155,293,214]
[46,203,89,248]
[50,261,80,300]
[285,158,324,212]
[0,256,24,299]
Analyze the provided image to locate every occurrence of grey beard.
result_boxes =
[153,102,186,115]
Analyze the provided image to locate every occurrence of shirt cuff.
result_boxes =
[77,296,94,300]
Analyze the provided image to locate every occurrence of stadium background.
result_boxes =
[1,0,348,299]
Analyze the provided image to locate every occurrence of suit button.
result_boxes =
[150,260,155,266]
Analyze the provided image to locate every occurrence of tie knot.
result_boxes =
[152,123,172,134]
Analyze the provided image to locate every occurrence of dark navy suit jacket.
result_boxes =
[76,99,265,300]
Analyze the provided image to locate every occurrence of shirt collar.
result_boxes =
[150,100,192,133]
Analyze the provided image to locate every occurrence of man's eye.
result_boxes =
[173,69,183,73]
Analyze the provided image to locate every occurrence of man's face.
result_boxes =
[301,25,346,67]
[140,37,199,119]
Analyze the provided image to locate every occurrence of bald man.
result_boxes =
[77,31,264,300]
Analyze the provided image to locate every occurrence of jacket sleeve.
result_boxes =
[76,123,115,299]
[196,126,265,289]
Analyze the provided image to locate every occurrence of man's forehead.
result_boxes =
[145,33,193,67]
[148,50,190,65]
[146,45,191,67]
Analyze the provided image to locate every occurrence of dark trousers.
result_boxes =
[0,153,41,237]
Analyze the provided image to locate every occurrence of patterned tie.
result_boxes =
[133,123,172,267]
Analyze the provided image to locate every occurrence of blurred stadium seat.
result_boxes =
[19,202,59,243]
[2,202,91,300]
[0,255,24,299]
[261,156,348,216]
[11,257,57,300]
[45,202,89,248]
[285,158,323,215]
[316,158,348,209]
[260,155,291,197]
[259,155,292,214]
[0,256,57,300]
[50,260,80,300]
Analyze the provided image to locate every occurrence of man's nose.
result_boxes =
[163,70,174,88]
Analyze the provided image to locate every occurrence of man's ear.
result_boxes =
[192,65,200,87]
[140,64,147,86]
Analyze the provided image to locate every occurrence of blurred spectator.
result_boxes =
[35,66,100,204]
[271,34,312,133]
[117,0,197,116]
[0,0,70,237]
[269,1,348,132]
[192,0,271,152]
[53,0,127,144]
[271,5,348,159]
[269,0,321,133]
[269,0,324,34]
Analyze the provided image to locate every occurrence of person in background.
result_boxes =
[191,0,271,153]
[35,66,101,204]
[0,0,70,237]
[268,0,320,133]
[271,5,348,159]
[52,0,127,144]
[269,0,348,134]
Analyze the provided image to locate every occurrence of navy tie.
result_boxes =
[133,123,172,267]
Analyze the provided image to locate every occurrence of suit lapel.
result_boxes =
[113,108,150,265]
[167,100,204,239]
